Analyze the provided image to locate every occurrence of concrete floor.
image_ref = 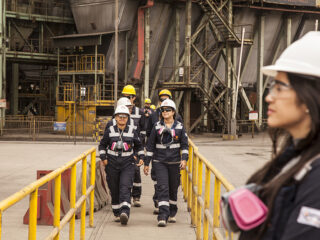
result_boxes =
[0,133,273,240]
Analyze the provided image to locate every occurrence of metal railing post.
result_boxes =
[196,160,203,240]
[203,166,211,240]
[28,188,38,240]
[187,145,193,211]
[81,157,87,240]
[213,176,221,229]
[69,164,76,240]
[89,151,96,227]
[191,153,198,226]
[54,174,61,240]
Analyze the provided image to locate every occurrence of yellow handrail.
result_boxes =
[0,147,97,240]
[181,139,235,240]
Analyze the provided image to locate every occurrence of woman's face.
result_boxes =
[115,114,128,126]
[161,107,175,120]
[265,72,310,132]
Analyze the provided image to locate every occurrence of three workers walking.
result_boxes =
[99,85,188,226]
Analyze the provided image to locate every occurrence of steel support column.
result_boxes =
[184,0,192,131]
[114,0,119,107]
[257,15,265,129]
[11,63,19,115]
[174,7,180,101]
[0,0,5,126]
[203,24,209,129]
[125,32,128,83]
[39,23,44,53]
[95,45,98,103]
[144,8,150,98]
[286,16,292,47]
[150,14,174,100]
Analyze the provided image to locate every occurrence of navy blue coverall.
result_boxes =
[145,119,189,221]
[99,121,144,217]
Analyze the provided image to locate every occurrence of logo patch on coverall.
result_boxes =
[297,206,320,228]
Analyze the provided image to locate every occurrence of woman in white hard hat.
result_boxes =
[98,105,144,225]
[144,99,189,227]
[239,32,320,239]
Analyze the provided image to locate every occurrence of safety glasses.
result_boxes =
[159,98,167,102]
[268,80,292,98]
[124,95,134,100]
[117,114,128,119]
[161,108,172,113]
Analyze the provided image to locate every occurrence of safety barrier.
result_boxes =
[0,147,96,240]
[181,139,235,240]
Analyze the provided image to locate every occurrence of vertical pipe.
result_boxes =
[257,15,265,129]
[124,32,128,84]
[174,8,180,86]
[204,24,209,129]
[54,174,61,240]
[95,45,97,103]
[144,8,150,98]
[286,16,292,47]
[73,74,76,144]
[114,0,119,108]
[28,188,38,240]
[11,63,19,115]
[203,166,211,240]
[196,161,203,240]
[69,164,76,240]
[89,151,96,227]
[39,23,44,53]
[81,157,87,240]
[185,0,191,85]
[0,0,3,129]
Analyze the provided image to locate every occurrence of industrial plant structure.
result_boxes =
[0,0,319,138]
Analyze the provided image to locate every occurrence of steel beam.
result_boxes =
[192,43,226,87]
[257,15,265,129]
[184,0,192,131]
[115,0,119,107]
[174,8,180,86]
[150,13,175,100]
[203,24,209,128]
[0,0,6,129]
[11,63,19,115]
[286,16,292,47]
[6,11,74,24]
[144,8,150,98]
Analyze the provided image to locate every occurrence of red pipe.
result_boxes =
[133,0,154,80]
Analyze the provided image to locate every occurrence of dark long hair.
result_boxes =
[246,73,320,238]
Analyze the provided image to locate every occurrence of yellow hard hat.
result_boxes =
[122,85,136,95]
[159,89,172,98]
[150,105,156,110]
[145,98,151,104]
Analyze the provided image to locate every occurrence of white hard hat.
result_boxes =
[114,105,130,115]
[117,97,132,107]
[161,99,176,110]
[262,31,320,78]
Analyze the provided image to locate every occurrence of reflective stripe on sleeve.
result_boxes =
[99,150,106,155]
[138,150,144,156]
[181,149,189,154]
[140,131,146,135]
[170,143,180,149]
[146,151,154,156]
[133,183,142,187]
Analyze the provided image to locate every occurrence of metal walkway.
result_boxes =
[89,171,196,240]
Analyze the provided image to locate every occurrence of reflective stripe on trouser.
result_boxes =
[153,161,181,221]
[151,165,158,207]
[132,165,142,198]
[105,163,135,217]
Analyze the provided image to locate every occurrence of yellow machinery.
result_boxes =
[56,54,115,136]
